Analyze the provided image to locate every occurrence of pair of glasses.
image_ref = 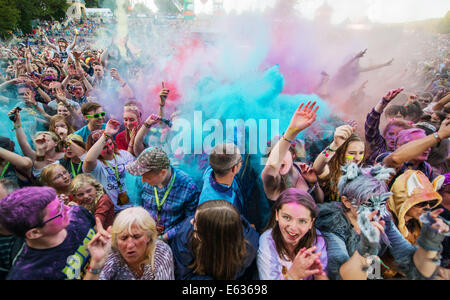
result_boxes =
[32,196,65,228]
[63,139,73,149]
[85,112,106,119]
[419,98,431,104]
[415,200,438,208]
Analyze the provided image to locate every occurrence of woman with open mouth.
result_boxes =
[257,188,328,280]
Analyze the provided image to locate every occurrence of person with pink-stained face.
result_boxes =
[0,186,96,280]
[383,123,450,186]
[83,120,135,214]
[115,101,143,156]
[364,88,413,165]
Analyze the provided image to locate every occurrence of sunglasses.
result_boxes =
[418,98,431,104]
[32,196,65,228]
[85,112,106,119]
[415,200,438,208]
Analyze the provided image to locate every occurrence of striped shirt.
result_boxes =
[365,107,387,165]
[99,240,174,280]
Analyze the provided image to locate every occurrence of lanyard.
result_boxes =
[0,162,10,178]
[70,160,82,178]
[153,171,176,222]
[105,154,123,191]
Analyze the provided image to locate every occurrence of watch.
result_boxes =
[433,132,441,143]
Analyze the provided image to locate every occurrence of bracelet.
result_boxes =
[11,124,21,131]
[381,97,389,106]
[281,135,294,143]
[87,266,103,275]
[308,182,318,194]
[102,133,112,140]
[433,132,442,143]
[326,145,337,152]
[144,122,153,129]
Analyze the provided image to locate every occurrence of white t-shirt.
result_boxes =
[85,150,135,213]
[257,228,328,280]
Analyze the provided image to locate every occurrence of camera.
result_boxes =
[9,107,22,122]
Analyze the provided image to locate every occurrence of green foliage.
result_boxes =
[0,0,20,38]
[436,11,450,34]
[85,0,99,8]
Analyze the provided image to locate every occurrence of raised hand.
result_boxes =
[383,88,404,102]
[332,124,354,149]
[355,49,367,59]
[159,88,170,106]
[428,209,449,234]
[299,163,318,184]
[104,119,121,136]
[286,101,319,139]
[8,107,22,125]
[87,217,112,270]
[144,114,161,127]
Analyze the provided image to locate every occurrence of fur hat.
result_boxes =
[388,170,444,238]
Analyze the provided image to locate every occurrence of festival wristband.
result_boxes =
[87,266,103,275]
[281,135,294,143]
[381,97,389,106]
[433,132,441,143]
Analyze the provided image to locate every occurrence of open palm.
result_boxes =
[288,101,319,135]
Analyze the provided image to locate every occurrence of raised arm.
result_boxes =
[312,124,354,178]
[360,58,393,73]
[133,114,161,156]
[68,30,78,51]
[365,88,404,146]
[383,120,450,168]
[432,91,450,112]
[83,120,121,173]
[8,108,36,160]
[0,147,32,176]
[262,101,318,197]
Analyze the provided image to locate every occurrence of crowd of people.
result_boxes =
[0,15,449,281]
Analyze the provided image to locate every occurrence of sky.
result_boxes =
[137,0,450,24]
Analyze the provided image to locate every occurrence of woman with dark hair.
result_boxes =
[83,120,135,214]
[313,124,365,202]
[170,200,259,280]
[258,188,328,280]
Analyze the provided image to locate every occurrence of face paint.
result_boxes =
[101,139,115,157]
[346,155,354,161]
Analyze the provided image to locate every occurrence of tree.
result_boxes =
[133,3,152,16]
[85,0,99,8]
[436,11,450,34]
[0,0,20,38]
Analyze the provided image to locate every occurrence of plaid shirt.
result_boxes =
[140,167,200,240]
[365,108,387,165]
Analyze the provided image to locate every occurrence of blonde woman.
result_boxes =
[85,207,174,280]
[69,174,114,229]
